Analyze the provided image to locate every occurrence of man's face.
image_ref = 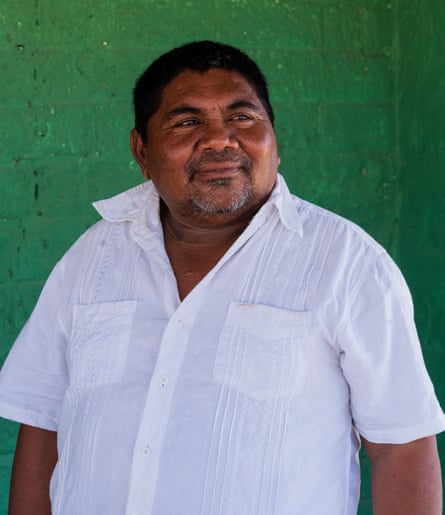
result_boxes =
[131,68,279,227]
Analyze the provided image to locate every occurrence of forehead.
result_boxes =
[158,68,262,111]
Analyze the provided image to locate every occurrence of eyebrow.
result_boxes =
[227,100,262,112]
[163,99,263,123]
[163,105,202,122]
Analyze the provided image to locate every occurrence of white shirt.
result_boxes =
[0,175,444,515]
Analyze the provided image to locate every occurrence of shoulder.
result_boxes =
[285,193,411,311]
[292,195,387,268]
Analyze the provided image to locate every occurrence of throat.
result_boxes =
[163,222,240,300]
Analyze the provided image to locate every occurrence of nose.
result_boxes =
[197,119,239,152]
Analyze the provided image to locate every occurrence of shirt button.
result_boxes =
[175,317,183,326]
[160,375,169,386]
[140,446,151,457]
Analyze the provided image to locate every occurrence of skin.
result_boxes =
[130,68,280,238]
[9,68,443,514]
[9,424,57,515]
[362,436,442,514]
[131,68,280,299]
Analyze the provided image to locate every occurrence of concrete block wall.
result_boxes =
[397,0,445,495]
[0,1,443,512]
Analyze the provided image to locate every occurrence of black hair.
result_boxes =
[133,40,275,141]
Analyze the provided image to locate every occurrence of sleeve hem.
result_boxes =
[0,402,59,431]
[357,414,445,444]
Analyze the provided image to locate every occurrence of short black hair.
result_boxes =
[133,40,275,141]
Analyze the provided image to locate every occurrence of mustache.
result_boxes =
[186,149,251,177]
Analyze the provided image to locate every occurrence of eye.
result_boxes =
[230,113,253,121]
[175,118,201,127]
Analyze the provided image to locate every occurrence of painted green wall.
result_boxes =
[0,1,443,512]
[397,0,445,497]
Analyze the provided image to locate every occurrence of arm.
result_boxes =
[9,424,58,515]
[362,435,442,515]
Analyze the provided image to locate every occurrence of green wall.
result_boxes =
[0,1,443,512]
[397,0,445,497]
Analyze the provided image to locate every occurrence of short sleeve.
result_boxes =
[0,259,69,430]
[337,251,445,443]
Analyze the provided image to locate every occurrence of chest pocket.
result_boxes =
[68,301,137,387]
[214,303,310,401]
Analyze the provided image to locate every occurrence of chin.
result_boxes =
[191,192,252,215]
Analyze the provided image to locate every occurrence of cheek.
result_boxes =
[146,142,192,197]
[146,141,189,177]
[248,133,278,167]
[160,139,193,167]
[241,124,276,148]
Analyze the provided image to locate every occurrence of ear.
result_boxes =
[130,128,150,180]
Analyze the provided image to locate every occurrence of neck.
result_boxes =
[161,206,249,301]
[160,203,251,249]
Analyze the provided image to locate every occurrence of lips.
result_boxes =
[189,164,244,185]
[186,151,251,180]
[195,162,242,173]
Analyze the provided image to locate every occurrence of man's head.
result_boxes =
[133,40,275,142]
[130,42,279,229]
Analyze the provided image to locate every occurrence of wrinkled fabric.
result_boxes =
[1,175,444,515]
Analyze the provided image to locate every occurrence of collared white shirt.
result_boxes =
[1,175,444,514]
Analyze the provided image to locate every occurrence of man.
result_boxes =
[0,41,444,515]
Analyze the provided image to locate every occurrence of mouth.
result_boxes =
[191,163,244,181]
[186,149,252,182]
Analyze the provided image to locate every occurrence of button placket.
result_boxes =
[126,310,195,514]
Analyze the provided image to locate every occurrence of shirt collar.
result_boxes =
[93,173,303,237]
[93,181,159,223]
[267,174,303,236]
